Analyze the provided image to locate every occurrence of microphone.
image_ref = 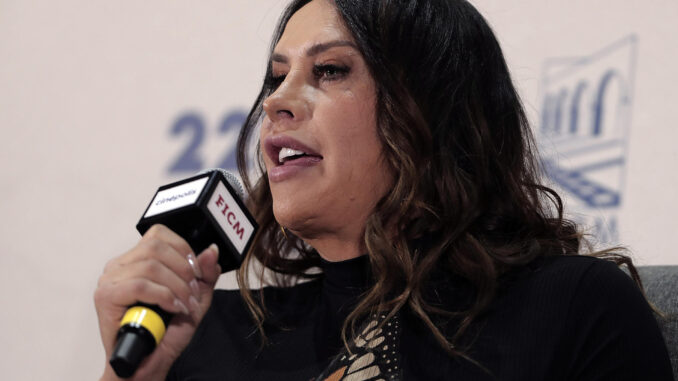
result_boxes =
[109,169,258,378]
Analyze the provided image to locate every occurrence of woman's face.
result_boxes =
[260,0,393,259]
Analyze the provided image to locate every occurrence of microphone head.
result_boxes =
[199,168,244,199]
[138,166,257,272]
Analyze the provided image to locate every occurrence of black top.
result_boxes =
[167,255,673,380]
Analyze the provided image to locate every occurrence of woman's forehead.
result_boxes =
[274,0,353,56]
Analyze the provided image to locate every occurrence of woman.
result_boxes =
[95,0,673,380]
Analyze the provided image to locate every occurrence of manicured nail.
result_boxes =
[187,252,203,279]
[174,299,189,315]
[189,279,201,300]
[189,296,200,313]
[209,243,219,259]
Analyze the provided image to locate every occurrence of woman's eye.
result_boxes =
[266,74,287,89]
[313,64,350,81]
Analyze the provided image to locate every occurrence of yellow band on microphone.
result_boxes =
[120,306,166,345]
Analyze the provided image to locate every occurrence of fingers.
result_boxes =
[197,244,221,286]
[106,226,199,283]
[106,258,200,314]
[99,277,193,316]
[98,224,216,318]
[141,224,192,259]
[139,225,206,283]
[135,238,199,284]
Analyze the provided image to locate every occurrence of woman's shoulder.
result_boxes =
[523,253,658,330]
[524,253,623,278]
[499,254,673,379]
[429,254,674,380]
[487,254,660,350]
[506,254,637,297]
[495,254,649,319]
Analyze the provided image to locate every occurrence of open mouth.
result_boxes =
[265,135,323,167]
[278,147,310,164]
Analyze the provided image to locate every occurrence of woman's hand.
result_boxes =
[94,224,222,381]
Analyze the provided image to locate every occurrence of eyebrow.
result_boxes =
[271,40,357,64]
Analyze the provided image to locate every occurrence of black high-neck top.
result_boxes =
[167,255,673,380]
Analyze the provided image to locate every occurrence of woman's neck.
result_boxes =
[304,235,365,262]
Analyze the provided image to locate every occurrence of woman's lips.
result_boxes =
[263,135,323,182]
[264,135,322,164]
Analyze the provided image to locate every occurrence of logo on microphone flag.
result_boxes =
[207,181,255,254]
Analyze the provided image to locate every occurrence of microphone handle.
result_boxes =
[109,303,172,378]
[108,229,213,378]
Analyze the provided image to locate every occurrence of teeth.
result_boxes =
[279,147,305,163]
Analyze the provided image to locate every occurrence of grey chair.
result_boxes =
[638,266,678,379]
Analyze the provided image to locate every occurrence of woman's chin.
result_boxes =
[273,207,314,234]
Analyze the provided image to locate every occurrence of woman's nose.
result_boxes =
[262,73,311,126]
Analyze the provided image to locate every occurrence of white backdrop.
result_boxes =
[1,1,676,379]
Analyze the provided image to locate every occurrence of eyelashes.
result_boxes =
[313,64,350,81]
[266,64,351,90]
[266,73,286,89]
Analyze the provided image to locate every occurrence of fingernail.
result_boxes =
[174,298,189,315]
[189,279,201,300]
[209,243,219,259]
[189,296,200,313]
[187,253,203,279]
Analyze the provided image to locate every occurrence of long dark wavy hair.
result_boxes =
[235,0,639,360]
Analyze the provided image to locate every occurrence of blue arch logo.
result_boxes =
[537,35,637,241]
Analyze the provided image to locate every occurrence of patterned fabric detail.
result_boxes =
[314,313,402,381]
